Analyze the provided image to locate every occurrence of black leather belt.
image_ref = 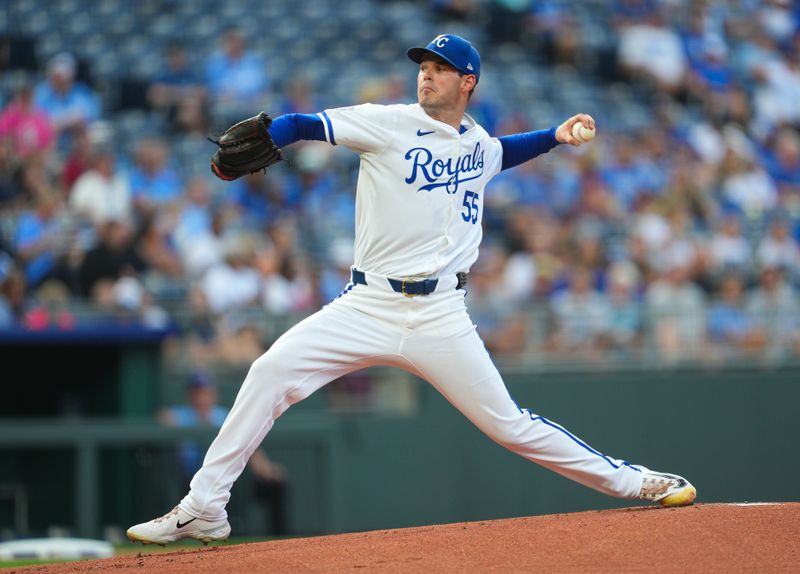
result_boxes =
[351,269,467,295]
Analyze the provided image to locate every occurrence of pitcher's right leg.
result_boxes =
[182,301,398,519]
[128,296,399,544]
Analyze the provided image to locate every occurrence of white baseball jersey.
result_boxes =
[178,103,650,524]
[317,103,503,278]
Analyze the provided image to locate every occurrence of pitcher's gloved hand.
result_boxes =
[210,112,283,181]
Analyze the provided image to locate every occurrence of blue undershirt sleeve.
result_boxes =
[499,127,560,171]
[267,113,327,148]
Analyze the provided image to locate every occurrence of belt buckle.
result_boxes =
[401,276,423,298]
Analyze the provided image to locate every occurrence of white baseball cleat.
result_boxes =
[126,506,230,546]
[637,470,697,507]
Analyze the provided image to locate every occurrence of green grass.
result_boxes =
[1,558,70,568]
[0,537,278,568]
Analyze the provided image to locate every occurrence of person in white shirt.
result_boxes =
[69,148,131,227]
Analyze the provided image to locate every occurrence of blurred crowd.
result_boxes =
[1,0,799,368]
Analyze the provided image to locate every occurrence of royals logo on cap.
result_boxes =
[407,34,481,83]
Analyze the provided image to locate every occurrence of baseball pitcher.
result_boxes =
[128,34,696,545]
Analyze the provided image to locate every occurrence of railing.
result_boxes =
[3,299,797,368]
[0,416,337,538]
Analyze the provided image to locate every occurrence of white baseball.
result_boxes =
[571,121,596,142]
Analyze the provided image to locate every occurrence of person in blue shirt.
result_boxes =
[129,137,184,215]
[707,272,765,354]
[225,172,299,233]
[14,191,71,289]
[148,43,207,133]
[205,28,269,125]
[33,53,100,150]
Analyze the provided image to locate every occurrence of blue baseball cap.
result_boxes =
[187,370,214,389]
[407,34,481,83]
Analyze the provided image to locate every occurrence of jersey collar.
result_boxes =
[411,103,477,136]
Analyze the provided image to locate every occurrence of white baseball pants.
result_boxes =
[181,272,644,519]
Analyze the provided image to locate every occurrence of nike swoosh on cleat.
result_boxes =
[176,518,198,528]
[416,129,435,136]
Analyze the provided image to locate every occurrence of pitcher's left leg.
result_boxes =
[404,322,643,498]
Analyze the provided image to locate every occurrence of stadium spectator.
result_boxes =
[279,76,322,115]
[205,28,270,125]
[60,124,93,192]
[0,78,55,161]
[464,245,527,356]
[615,6,688,97]
[186,291,266,368]
[225,171,297,233]
[488,154,552,213]
[69,148,132,227]
[718,145,778,218]
[570,217,609,289]
[706,212,751,276]
[685,39,734,98]
[178,208,228,280]
[132,213,184,281]
[0,137,21,206]
[746,265,800,358]
[14,190,74,290]
[202,235,261,314]
[181,287,221,368]
[257,220,315,314]
[506,210,565,298]
[756,0,797,45]
[33,53,100,149]
[173,177,213,251]
[756,215,799,273]
[77,218,143,297]
[729,19,780,83]
[646,262,707,363]
[528,0,581,66]
[499,235,538,305]
[110,275,170,329]
[286,143,352,247]
[129,137,183,216]
[600,135,661,210]
[656,208,701,279]
[658,149,716,230]
[631,194,672,267]
[680,4,726,73]
[317,236,355,303]
[0,265,26,325]
[606,260,643,355]
[750,43,800,138]
[147,43,207,133]
[548,265,611,359]
[762,126,800,197]
[706,272,765,356]
[21,279,75,331]
[159,371,289,536]
[0,255,20,326]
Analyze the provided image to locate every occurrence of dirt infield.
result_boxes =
[11,503,800,573]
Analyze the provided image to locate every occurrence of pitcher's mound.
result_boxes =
[22,503,800,573]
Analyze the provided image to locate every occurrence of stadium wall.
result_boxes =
[0,367,797,537]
